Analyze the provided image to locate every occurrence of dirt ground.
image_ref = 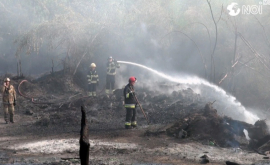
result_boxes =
[0,73,269,165]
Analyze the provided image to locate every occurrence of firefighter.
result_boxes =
[87,63,99,97]
[123,76,137,129]
[106,56,120,95]
[1,78,16,124]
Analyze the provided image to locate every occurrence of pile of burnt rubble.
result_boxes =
[8,74,270,154]
[112,84,204,123]
[166,103,270,152]
[114,84,270,154]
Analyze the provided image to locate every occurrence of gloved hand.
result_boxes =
[130,91,135,95]
[13,100,16,106]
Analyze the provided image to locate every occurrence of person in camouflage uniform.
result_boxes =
[1,78,16,124]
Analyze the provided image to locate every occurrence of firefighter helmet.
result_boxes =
[129,76,136,82]
[4,78,10,82]
[90,63,96,68]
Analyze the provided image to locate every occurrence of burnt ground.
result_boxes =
[0,72,270,165]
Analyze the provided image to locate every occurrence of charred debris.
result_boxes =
[3,72,270,155]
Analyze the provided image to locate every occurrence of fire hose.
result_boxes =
[18,80,106,105]
[18,80,55,104]
[19,79,150,124]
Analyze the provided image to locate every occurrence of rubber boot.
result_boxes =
[88,92,93,97]
[131,121,137,128]
[125,122,132,129]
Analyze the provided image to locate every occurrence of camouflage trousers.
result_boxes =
[3,104,14,122]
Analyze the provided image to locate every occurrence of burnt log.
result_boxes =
[248,120,270,149]
[79,106,90,165]
[257,136,270,154]
[225,161,240,165]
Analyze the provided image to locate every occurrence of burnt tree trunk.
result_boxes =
[51,59,54,75]
[17,62,19,76]
[79,106,90,165]
[19,60,22,77]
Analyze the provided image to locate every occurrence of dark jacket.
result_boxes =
[107,59,120,75]
[123,83,136,108]
[87,70,99,84]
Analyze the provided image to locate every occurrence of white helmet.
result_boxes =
[4,78,10,82]
[90,63,96,68]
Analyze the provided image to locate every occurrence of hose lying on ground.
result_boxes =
[18,80,54,104]
[18,80,106,105]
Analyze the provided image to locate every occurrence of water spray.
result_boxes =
[118,61,259,124]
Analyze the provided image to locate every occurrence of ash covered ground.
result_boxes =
[0,72,270,165]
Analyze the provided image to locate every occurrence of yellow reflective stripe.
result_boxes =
[91,81,97,83]
[108,64,116,69]
[125,122,131,126]
[131,121,137,125]
[87,75,91,77]
[126,93,129,98]
[107,72,116,75]
[125,104,135,108]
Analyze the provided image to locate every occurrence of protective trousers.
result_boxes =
[3,104,14,123]
[106,75,115,95]
[88,83,97,96]
[125,108,137,129]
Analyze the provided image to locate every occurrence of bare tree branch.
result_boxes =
[180,22,211,58]
[216,4,223,24]
[162,30,207,78]
[73,29,103,76]
[238,32,270,71]
[219,56,241,85]
[206,0,219,82]
[254,15,270,49]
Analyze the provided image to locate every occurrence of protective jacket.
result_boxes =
[1,85,16,105]
[107,60,120,75]
[87,70,99,84]
[123,84,137,108]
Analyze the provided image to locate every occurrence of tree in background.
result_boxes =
[0,0,270,109]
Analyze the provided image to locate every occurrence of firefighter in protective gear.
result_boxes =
[106,56,120,95]
[123,76,137,129]
[87,63,99,97]
[1,78,16,124]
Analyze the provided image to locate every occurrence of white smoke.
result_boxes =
[118,61,260,124]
